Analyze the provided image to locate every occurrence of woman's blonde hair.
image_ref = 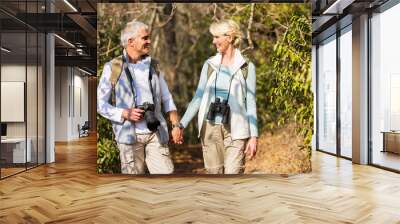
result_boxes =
[209,19,243,47]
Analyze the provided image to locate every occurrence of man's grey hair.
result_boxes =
[120,21,149,49]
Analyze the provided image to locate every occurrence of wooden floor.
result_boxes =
[1,136,400,223]
[0,167,26,178]
[372,150,400,171]
[1,163,45,178]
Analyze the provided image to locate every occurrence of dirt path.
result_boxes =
[170,125,311,174]
[170,144,206,174]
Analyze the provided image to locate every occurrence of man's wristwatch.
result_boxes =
[172,123,184,129]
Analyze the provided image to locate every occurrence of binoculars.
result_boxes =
[206,98,230,124]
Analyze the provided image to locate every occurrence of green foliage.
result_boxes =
[97,114,113,141]
[96,67,120,173]
[268,15,313,157]
[97,137,121,174]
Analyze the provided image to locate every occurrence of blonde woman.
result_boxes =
[177,19,258,174]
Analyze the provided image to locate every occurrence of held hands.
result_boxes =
[245,137,258,159]
[122,108,144,121]
[171,127,184,144]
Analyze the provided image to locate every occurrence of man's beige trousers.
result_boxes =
[200,122,247,174]
[117,133,174,174]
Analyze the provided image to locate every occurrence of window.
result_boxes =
[339,26,352,158]
[370,3,400,171]
[0,1,46,179]
[317,35,337,154]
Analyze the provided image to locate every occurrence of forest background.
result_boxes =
[97,3,313,174]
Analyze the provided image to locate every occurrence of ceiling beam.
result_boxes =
[66,13,96,46]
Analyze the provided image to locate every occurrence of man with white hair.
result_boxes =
[97,20,181,174]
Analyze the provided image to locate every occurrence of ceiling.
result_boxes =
[312,0,395,45]
[312,0,390,43]
[0,0,97,74]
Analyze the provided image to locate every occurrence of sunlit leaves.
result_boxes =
[269,15,312,157]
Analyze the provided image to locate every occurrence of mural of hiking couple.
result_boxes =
[97,3,312,175]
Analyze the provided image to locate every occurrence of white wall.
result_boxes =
[1,65,37,137]
[72,71,89,138]
[1,66,26,139]
[45,3,56,163]
[54,66,69,141]
[54,66,89,141]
